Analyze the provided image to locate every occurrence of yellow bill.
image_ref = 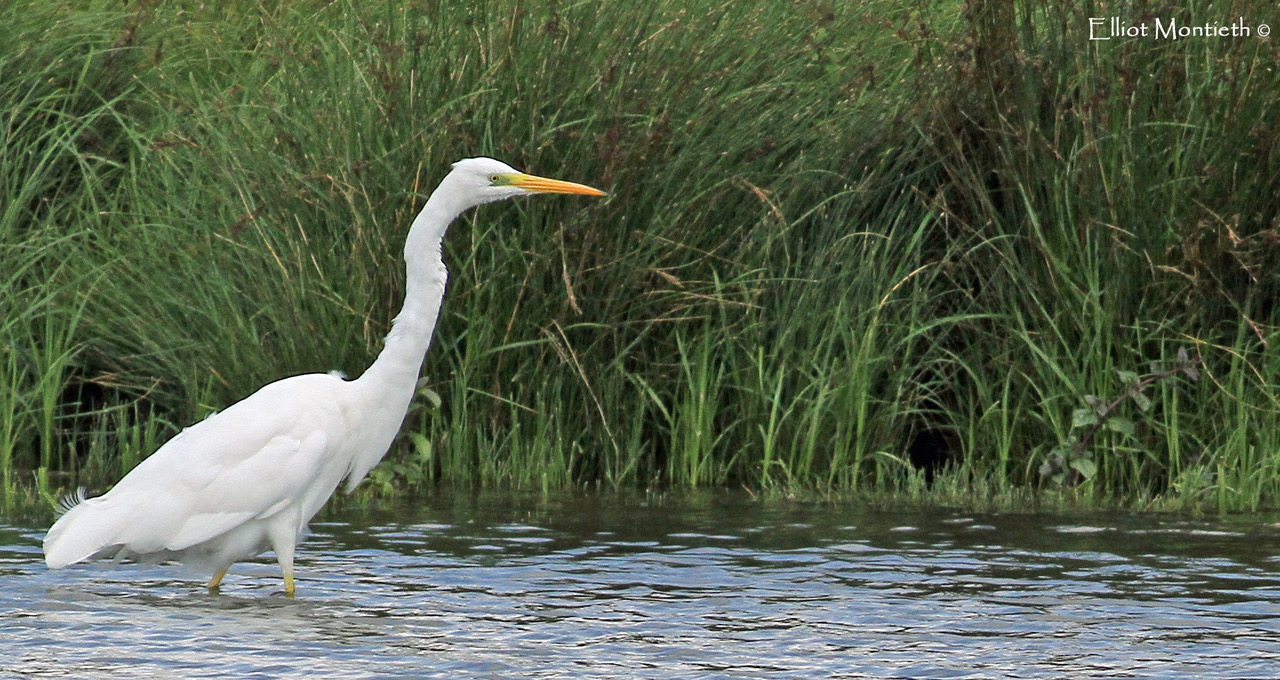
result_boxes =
[505,173,607,196]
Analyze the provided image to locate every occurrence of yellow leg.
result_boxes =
[208,568,228,591]
[268,519,299,598]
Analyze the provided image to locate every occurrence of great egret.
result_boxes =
[43,157,605,595]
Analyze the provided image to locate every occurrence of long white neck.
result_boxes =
[338,177,478,492]
[356,179,472,399]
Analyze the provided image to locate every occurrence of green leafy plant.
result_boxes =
[1040,349,1202,487]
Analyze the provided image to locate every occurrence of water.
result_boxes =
[3,492,1279,679]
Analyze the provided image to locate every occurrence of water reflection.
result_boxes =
[3,492,1279,679]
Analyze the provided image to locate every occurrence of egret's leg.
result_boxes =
[278,555,296,598]
[208,568,228,591]
[268,523,298,598]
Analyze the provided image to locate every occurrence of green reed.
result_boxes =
[3,0,1279,513]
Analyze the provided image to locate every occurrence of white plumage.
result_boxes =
[43,158,604,594]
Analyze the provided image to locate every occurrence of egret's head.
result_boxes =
[447,157,606,208]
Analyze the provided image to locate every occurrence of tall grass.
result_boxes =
[3,0,1279,513]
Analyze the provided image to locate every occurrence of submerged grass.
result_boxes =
[3,0,1279,514]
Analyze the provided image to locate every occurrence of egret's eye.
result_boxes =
[489,174,503,184]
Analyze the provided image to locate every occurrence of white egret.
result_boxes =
[43,157,605,595]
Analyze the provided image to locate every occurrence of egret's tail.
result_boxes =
[43,496,124,569]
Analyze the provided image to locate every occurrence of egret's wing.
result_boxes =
[45,374,346,566]
[112,392,337,551]
[163,512,256,552]
[158,428,330,551]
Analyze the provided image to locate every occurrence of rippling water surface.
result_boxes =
[3,492,1279,679]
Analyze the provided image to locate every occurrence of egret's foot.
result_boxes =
[208,568,228,592]
[283,573,295,598]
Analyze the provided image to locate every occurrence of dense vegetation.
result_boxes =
[3,0,1278,513]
